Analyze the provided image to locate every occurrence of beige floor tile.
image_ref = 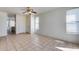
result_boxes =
[0,33,79,51]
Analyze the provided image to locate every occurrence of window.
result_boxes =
[10,20,15,27]
[35,17,39,31]
[66,8,79,34]
[31,15,39,33]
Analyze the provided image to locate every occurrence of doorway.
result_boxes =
[7,14,16,34]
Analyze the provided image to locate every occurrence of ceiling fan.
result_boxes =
[23,7,37,15]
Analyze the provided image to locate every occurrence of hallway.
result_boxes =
[0,34,79,51]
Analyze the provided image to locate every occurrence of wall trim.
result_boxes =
[37,33,79,44]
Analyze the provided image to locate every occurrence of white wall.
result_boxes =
[16,14,27,34]
[0,12,8,37]
[38,7,79,44]
[26,15,31,33]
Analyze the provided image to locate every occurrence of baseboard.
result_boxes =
[0,35,7,38]
[16,32,31,35]
[37,33,79,44]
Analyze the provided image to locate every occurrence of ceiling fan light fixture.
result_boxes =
[23,7,37,15]
[29,11,31,13]
[24,12,31,15]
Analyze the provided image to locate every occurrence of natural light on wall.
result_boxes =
[66,8,79,34]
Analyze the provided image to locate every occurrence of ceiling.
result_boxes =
[0,7,58,15]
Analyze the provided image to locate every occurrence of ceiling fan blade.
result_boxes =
[32,11,37,14]
[22,11,27,14]
[31,9,37,14]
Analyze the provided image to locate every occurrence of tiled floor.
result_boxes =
[0,33,79,51]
